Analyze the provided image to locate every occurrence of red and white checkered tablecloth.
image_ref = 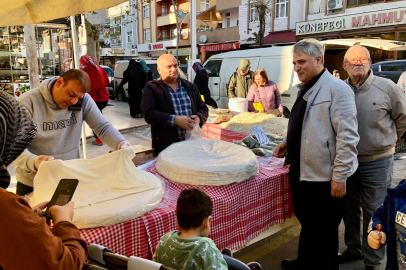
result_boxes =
[203,123,248,142]
[80,124,293,259]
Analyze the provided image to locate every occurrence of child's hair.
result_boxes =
[176,188,213,230]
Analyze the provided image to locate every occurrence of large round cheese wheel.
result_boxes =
[156,139,258,186]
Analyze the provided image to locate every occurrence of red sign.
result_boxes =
[153,43,164,49]
[200,42,240,52]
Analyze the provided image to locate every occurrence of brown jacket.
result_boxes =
[141,78,209,155]
[0,189,88,270]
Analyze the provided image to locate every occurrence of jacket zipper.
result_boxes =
[327,141,333,167]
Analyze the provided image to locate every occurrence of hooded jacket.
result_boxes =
[227,70,254,99]
[14,77,126,187]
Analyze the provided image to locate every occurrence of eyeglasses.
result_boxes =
[345,58,370,65]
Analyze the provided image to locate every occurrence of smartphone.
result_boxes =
[44,179,79,219]
[68,98,83,111]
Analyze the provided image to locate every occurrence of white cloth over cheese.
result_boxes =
[31,147,164,229]
[156,139,258,186]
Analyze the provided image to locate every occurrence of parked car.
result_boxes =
[112,60,187,101]
[370,60,406,83]
[100,65,114,98]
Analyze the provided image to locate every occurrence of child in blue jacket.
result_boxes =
[368,179,406,270]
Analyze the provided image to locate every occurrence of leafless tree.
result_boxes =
[251,0,271,48]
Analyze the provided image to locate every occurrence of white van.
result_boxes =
[204,39,406,117]
[113,60,187,101]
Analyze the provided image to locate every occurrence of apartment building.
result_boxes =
[85,1,139,67]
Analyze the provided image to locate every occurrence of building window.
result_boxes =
[162,28,168,39]
[127,31,132,43]
[162,3,167,15]
[144,29,150,41]
[226,13,231,27]
[170,27,177,39]
[250,3,259,22]
[143,5,150,18]
[198,25,210,32]
[276,0,288,18]
[200,0,210,11]
[347,0,381,7]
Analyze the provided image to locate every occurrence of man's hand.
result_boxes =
[49,201,75,225]
[331,180,346,198]
[32,201,49,212]
[273,142,287,158]
[174,116,194,130]
[119,141,131,149]
[190,115,200,125]
[35,155,54,170]
[368,230,386,249]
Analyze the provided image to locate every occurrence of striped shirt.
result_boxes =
[165,80,192,139]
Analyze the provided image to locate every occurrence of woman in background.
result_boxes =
[247,69,283,116]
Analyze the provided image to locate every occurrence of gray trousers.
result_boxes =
[343,154,393,266]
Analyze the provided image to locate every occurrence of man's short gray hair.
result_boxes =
[293,39,325,64]
[343,45,371,63]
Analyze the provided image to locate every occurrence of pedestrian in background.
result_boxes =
[140,59,153,82]
[247,69,283,116]
[193,62,218,108]
[227,59,254,98]
[339,45,406,270]
[332,69,340,79]
[274,39,359,270]
[118,60,147,118]
[80,54,110,146]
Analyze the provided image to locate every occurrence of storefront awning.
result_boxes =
[0,0,129,27]
[320,39,406,51]
[263,31,296,44]
[197,6,222,21]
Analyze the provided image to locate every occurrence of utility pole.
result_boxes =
[23,25,40,89]
[188,0,197,81]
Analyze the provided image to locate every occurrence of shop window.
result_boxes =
[250,3,259,22]
[200,0,210,11]
[204,60,222,77]
[347,0,381,8]
[276,0,288,18]
[162,3,167,15]
[397,32,406,60]
[143,5,150,18]
[144,29,150,41]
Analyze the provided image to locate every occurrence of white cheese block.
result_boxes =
[156,139,258,186]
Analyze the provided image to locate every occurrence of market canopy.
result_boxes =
[320,39,406,51]
[0,0,128,27]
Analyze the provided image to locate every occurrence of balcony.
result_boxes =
[216,0,241,12]
[157,13,190,27]
[196,26,239,44]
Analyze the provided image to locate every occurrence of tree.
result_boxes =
[251,0,271,48]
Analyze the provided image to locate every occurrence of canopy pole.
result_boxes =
[70,15,88,160]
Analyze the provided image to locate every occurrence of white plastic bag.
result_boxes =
[185,122,205,140]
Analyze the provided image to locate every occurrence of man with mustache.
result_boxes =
[141,54,208,156]
[339,45,406,270]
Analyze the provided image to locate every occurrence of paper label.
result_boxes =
[253,102,264,112]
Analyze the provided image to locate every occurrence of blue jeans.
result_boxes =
[343,154,394,266]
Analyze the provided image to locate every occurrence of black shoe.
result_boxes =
[281,259,300,270]
[337,249,364,264]
[365,266,380,270]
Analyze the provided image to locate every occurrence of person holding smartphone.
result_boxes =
[0,90,88,270]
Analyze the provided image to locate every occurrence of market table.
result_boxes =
[80,124,293,259]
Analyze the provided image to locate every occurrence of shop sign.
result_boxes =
[200,42,240,52]
[296,7,406,36]
[168,47,192,56]
[101,48,138,57]
[152,43,164,49]
[111,49,126,55]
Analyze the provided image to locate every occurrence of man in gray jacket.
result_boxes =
[274,39,359,270]
[14,69,130,196]
[339,45,406,270]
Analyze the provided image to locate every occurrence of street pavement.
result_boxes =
[7,99,406,269]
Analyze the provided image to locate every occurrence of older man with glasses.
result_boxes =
[339,45,406,270]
